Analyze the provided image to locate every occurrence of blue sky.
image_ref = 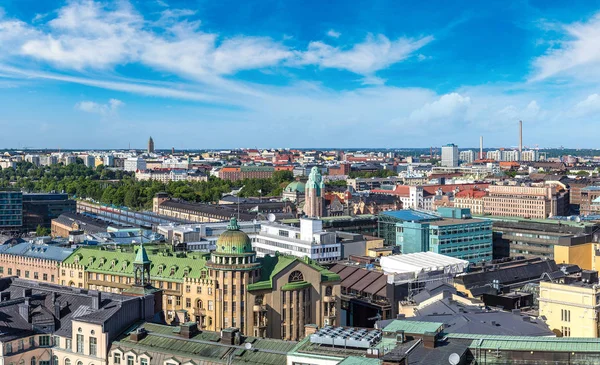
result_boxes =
[2,0,600,149]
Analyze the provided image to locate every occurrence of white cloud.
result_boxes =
[75,98,124,115]
[573,93,600,116]
[295,34,433,75]
[326,29,341,38]
[532,13,600,81]
[409,92,471,122]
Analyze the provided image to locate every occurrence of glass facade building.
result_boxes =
[0,191,23,229]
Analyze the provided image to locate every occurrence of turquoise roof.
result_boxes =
[382,320,444,335]
[134,243,151,264]
[215,217,253,255]
[285,180,306,193]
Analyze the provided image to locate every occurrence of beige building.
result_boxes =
[539,279,600,337]
[483,184,568,219]
[0,242,73,284]
[454,189,486,215]
[60,218,340,341]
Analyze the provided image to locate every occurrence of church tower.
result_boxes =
[304,166,324,218]
[148,136,155,154]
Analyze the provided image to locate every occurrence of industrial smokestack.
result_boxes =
[519,120,523,156]
[479,136,483,160]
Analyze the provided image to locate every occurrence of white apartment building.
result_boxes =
[104,155,115,166]
[442,144,459,167]
[24,154,40,166]
[521,150,540,162]
[501,150,520,162]
[124,157,147,172]
[253,218,342,262]
[459,150,475,164]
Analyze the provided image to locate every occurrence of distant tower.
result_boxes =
[171,147,175,155]
[148,136,155,154]
[479,136,483,160]
[304,167,324,218]
[519,120,523,157]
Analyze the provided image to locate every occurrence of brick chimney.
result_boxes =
[179,322,199,339]
[304,324,318,337]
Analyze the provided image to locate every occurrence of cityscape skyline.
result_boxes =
[2,1,600,148]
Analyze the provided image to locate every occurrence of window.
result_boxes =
[127,356,134,365]
[140,359,148,365]
[53,356,58,365]
[25,270,29,278]
[562,326,571,337]
[186,298,191,308]
[6,343,12,353]
[561,309,571,322]
[64,360,70,365]
[176,296,181,306]
[89,337,97,356]
[43,274,48,281]
[65,339,72,351]
[114,353,121,364]
[76,334,84,353]
[196,286,202,294]
[288,271,304,283]
[208,300,214,311]
[186,285,191,293]
[8,268,12,275]
[18,340,23,351]
[39,336,50,347]
[224,285,228,295]
[30,337,35,347]
[325,286,333,296]
[31,357,36,365]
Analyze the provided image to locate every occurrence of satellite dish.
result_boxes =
[448,353,460,365]
[267,213,276,222]
[244,342,252,350]
[575,216,581,223]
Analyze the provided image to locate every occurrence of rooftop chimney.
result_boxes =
[179,322,199,339]
[91,291,101,310]
[130,328,148,342]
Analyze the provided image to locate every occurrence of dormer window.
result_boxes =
[122,261,128,270]
[111,260,117,269]
[158,265,165,275]
[170,266,176,276]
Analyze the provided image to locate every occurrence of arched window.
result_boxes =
[288,271,304,283]
[31,357,36,365]
[196,299,203,309]
[65,359,71,365]
[325,286,333,296]
[19,360,24,365]
[53,356,58,365]
[77,361,83,365]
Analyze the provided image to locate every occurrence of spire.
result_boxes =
[134,242,151,264]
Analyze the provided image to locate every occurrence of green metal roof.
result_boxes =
[114,322,296,365]
[215,217,253,255]
[284,181,306,193]
[63,246,209,281]
[280,214,376,224]
[240,166,275,172]
[338,356,382,365]
[247,254,340,291]
[382,320,444,335]
[466,335,600,353]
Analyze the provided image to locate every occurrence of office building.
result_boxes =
[83,154,95,168]
[521,150,540,161]
[441,143,458,167]
[22,193,76,232]
[124,157,147,172]
[24,154,40,166]
[483,184,569,219]
[103,155,114,167]
[218,166,275,181]
[395,207,492,263]
[0,191,23,233]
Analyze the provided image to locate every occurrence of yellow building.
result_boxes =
[554,241,595,270]
[539,280,600,337]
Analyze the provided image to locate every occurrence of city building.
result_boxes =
[124,157,147,172]
[218,166,275,181]
[0,241,73,284]
[459,150,475,164]
[60,219,341,340]
[282,180,305,202]
[486,215,597,260]
[135,169,208,183]
[539,271,600,337]
[51,212,113,238]
[83,154,95,168]
[103,155,114,167]
[454,189,486,215]
[441,143,459,167]
[303,166,324,218]
[483,184,569,219]
[148,136,154,153]
[25,154,40,166]
[253,218,369,262]
[395,207,493,263]
[580,186,600,215]
[0,190,23,234]
[0,277,158,365]
[108,322,295,365]
[22,193,76,232]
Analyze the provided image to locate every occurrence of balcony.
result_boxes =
[323,295,336,303]
[193,307,206,317]
[253,304,267,312]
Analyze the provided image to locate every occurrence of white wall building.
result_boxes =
[459,150,475,164]
[253,218,342,262]
[441,144,459,167]
[124,157,147,172]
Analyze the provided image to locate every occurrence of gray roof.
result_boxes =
[0,242,73,261]
[407,298,553,337]
[53,212,114,233]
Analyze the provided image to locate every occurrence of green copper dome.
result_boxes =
[216,217,253,255]
[284,181,305,193]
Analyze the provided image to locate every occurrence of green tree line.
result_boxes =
[0,162,294,210]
